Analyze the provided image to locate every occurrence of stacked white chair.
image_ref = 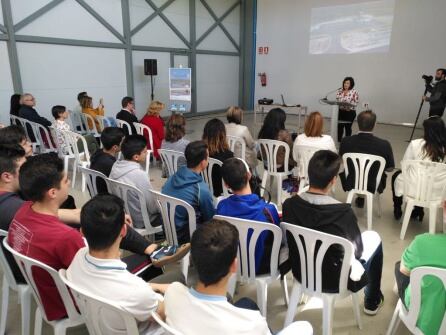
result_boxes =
[0,230,32,335]
[214,215,289,317]
[342,153,386,230]
[3,239,84,335]
[158,149,185,177]
[227,135,246,161]
[293,144,320,191]
[282,223,362,335]
[386,266,446,335]
[61,130,91,191]
[399,160,446,240]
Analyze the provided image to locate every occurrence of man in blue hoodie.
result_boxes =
[162,141,215,244]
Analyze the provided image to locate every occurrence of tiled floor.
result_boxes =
[1,112,433,334]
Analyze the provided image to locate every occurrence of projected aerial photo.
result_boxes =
[309,0,395,54]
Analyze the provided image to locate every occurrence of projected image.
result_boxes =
[309,0,395,54]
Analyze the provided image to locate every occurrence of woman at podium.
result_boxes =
[336,76,359,142]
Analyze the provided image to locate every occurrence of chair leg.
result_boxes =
[428,205,437,234]
[0,277,9,335]
[34,308,43,335]
[256,280,268,317]
[376,193,382,217]
[281,273,289,307]
[284,281,302,327]
[386,301,402,335]
[277,175,283,206]
[351,293,362,330]
[260,172,268,197]
[71,162,77,188]
[346,191,354,204]
[322,295,336,335]
[20,287,31,335]
[400,201,414,240]
[366,193,373,231]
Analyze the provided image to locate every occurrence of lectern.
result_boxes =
[320,99,356,142]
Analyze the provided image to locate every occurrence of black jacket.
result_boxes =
[18,105,52,142]
[116,109,138,135]
[90,149,116,194]
[426,79,446,113]
[210,150,234,197]
[282,195,367,293]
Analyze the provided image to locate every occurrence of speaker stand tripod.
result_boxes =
[408,87,428,142]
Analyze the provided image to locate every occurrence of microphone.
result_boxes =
[323,87,342,100]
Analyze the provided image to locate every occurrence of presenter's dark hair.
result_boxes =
[81,194,125,250]
[422,116,446,162]
[342,77,355,90]
[222,158,250,192]
[121,135,147,160]
[121,96,134,108]
[101,127,125,150]
[357,110,376,131]
[258,108,287,140]
[0,125,27,146]
[19,153,64,202]
[191,219,239,286]
[51,105,66,119]
[308,150,341,189]
[185,140,208,168]
[0,144,25,175]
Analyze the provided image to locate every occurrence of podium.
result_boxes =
[320,99,355,142]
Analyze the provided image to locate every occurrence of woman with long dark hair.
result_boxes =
[10,94,21,117]
[392,116,446,219]
[336,76,359,142]
[202,118,234,197]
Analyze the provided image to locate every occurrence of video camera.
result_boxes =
[422,74,433,84]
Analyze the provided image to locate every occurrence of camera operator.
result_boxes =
[422,68,446,117]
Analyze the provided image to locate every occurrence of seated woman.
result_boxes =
[140,100,165,160]
[81,96,104,131]
[257,108,296,171]
[202,118,234,197]
[225,106,258,171]
[160,114,189,175]
[392,116,446,220]
[294,111,336,152]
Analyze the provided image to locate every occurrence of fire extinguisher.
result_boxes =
[258,72,267,87]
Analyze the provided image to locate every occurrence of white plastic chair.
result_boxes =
[78,166,109,197]
[33,122,57,153]
[258,139,293,206]
[214,215,289,317]
[342,153,386,231]
[227,135,246,161]
[80,113,100,138]
[200,157,229,198]
[158,149,185,177]
[69,110,87,134]
[293,144,320,191]
[20,118,40,153]
[151,311,184,335]
[116,119,133,135]
[50,127,75,176]
[281,223,362,335]
[0,230,32,335]
[133,122,154,174]
[3,239,84,335]
[386,266,446,335]
[10,115,25,128]
[62,130,91,191]
[106,179,163,238]
[399,160,446,240]
[58,269,140,335]
[151,190,196,282]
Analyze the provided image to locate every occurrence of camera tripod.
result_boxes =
[408,86,428,142]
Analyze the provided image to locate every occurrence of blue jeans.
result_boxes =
[361,243,383,303]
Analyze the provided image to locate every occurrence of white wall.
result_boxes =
[255,0,446,124]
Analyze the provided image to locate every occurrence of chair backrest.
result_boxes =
[10,115,25,127]
[80,113,100,136]
[151,190,196,246]
[59,269,139,335]
[200,157,229,197]
[69,110,86,134]
[51,127,75,158]
[402,160,446,203]
[214,215,282,282]
[281,222,355,296]
[401,266,446,334]
[258,139,291,173]
[78,166,108,197]
[133,122,153,150]
[116,119,132,135]
[293,144,320,183]
[106,178,160,235]
[62,130,91,165]
[33,122,57,153]
[158,149,185,177]
[151,311,184,335]
[20,118,40,147]
[0,230,21,291]
[342,153,386,194]
[3,239,83,324]
[227,135,246,161]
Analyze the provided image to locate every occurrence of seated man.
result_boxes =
[339,110,394,207]
[217,157,288,275]
[90,127,125,194]
[18,93,52,143]
[283,150,384,315]
[110,135,161,229]
[162,141,215,244]
[68,194,184,334]
[116,96,138,135]
[164,219,313,335]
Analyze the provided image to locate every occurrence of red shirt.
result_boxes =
[7,202,85,321]
[140,115,164,159]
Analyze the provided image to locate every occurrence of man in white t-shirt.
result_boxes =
[164,219,313,335]
[67,194,183,335]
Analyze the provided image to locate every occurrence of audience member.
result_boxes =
[225,106,257,171]
[90,127,125,194]
[392,116,446,219]
[109,135,161,229]
[162,141,215,244]
[81,95,104,131]
[160,114,189,176]
[18,93,52,142]
[164,219,313,335]
[67,194,185,334]
[73,91,87,115]
[257,108,296,171]
[283,150,384,315]
[140,100,165,160]
[339,110,394,208]
[217,158,289,275]
[0,125,33,157]
[202,118,234,197]
[294,111,336,152]
[10,93,21,117]
[116,96,138,135]
[51,105,70,151]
